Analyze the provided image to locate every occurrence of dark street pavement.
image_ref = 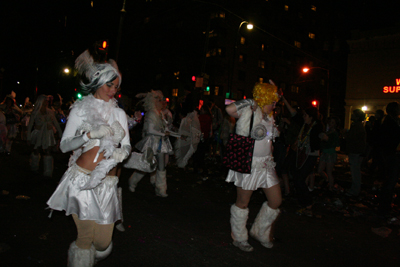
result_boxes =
[1,139,400,267]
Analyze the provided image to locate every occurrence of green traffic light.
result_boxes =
[77,93,82,99]
[206,86,210,91]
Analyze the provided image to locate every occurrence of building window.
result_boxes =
[172,88,178,97]
[239,54,247,63]
[258,77,264,83]
[291,85,299,94]
[309,33,315,39]
[258,60,265,69]
[261,43,265,51]
[215,86,219,96]
[311,5,317,11]
[174,71,179,80]
[240,37,246,45]
[284,5,289,11]
[294,41,301,48]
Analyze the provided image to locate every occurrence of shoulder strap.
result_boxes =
[248,112,254,137]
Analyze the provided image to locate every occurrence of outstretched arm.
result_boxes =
[226,99,257,119]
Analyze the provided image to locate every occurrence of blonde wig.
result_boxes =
[252,82,279,108]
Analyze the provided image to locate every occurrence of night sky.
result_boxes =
[1,0,399,104]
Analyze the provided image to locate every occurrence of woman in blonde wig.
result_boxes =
[225,81,282,252]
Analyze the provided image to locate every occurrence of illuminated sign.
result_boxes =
[383,79,400,93]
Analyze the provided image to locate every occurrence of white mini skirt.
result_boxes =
[47,164,120,224]
[225,155,280,191]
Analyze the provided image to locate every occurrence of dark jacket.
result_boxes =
[346,121,366,154]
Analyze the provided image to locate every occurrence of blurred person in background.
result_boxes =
[27,95,63,177]
[0,94,22,155]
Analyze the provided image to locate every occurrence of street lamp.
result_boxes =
[302,66,330,117]
[228,21,253,99]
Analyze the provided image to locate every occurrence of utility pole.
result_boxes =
[115,0,127,62]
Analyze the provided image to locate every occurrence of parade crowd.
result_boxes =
[1,49,399,266]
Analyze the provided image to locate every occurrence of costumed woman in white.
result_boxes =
[225,82,282,252]
[46,50,131,267]
[27,95,63,177]
[128,90,182,197]
[174,108,201,169]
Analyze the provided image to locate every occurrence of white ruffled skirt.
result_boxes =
[47,164,120,224]
[225,155,279,191]
[135,135,173,155]
[30,128,57,150]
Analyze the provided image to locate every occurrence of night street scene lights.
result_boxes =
[302,66,331,117]
[228,21,253,99]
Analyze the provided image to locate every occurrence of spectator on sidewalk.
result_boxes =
[317,116,340,191]
[280,94,323,209]
[208,100,223,157]
[377,102,400,219]
[345,109,366,197]
[0,94,22,155]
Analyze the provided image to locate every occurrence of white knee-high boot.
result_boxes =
[150,171,156,185]
[128,171,145,192]
[230,204,253,252]
[67,241,95,267]
[155,170,168,197]
[43,155,54,177]
[30,153,41,172]
[250,201,280,248]
[95,241,113,264]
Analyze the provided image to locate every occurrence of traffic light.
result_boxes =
[205,86,210,92]
[311,100,318,107]
[98,40,108,53]
[77,93,82,99]
[192,76,196,82]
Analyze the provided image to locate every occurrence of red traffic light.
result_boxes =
[165,98,170,102]
[311,100,318,107]
[192,76,196,82]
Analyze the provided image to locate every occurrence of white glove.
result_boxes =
[113,145,131,163]
[89,125,113,139]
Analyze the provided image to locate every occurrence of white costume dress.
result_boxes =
[174,111,201,168]
[27,108,63,150]
[47,95,131,224]
[225,106,279,190]
[135,109,175,155]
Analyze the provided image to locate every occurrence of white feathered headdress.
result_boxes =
[136,90,163,112]
[75,50,121,94]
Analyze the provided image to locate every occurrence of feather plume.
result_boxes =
[136,93,148,98]
[75,50,97,80]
